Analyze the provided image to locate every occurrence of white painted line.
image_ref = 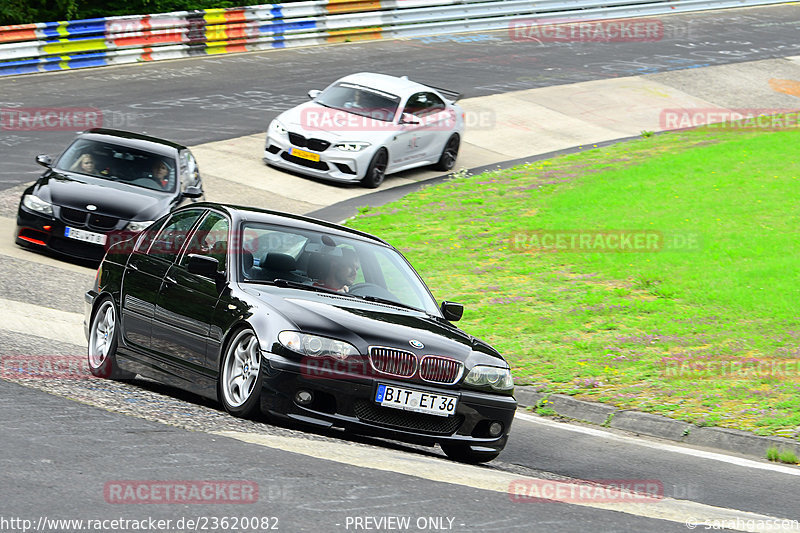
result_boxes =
[514,412,800,477]
[216,430,799,532]
[0,297,86,347]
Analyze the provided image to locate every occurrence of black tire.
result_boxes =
[87,298,135,380]
[434,134,460,171]
[361,149,388,189]
[441,443,500,464]
[219,328,264,418]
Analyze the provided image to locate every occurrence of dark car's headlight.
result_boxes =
[464,365,514,391]
[278,331,359,360]
[22,194,53,216]
[126,220,155,232]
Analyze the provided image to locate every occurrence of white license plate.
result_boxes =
[64,227,107,245]
[375,384,457,417]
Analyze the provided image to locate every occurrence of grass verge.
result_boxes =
[346,124,800,437]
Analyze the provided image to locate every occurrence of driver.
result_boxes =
[315,249,359,292]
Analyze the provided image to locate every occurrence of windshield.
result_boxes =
[238,222,440,315]
[56,138,177,193]
[314,82,401,123]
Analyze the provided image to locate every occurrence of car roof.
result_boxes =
[79,128,187,155]
[183,202,390,246]
[334,72,435,98]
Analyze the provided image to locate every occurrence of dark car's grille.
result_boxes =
[59,207,88,226]
[89,213,119,230]
[288,132,331,152]
[369,347,417,378]
[354,400,463,435]
[281,152,329,171]
[419,356,463,385]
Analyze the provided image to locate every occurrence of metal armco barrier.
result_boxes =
[0,0,792,76]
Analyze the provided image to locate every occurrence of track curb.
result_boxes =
[515,387,800,463]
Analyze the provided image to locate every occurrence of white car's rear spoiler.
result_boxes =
[428,85,462,103]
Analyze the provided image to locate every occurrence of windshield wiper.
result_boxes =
[357,294,423,312]
[272,278,351,297]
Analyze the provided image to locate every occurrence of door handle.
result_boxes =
[164,275,177,285]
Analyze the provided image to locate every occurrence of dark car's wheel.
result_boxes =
[87,298,135,380]
[220,328,264,418]
[361,149,388,189]
[441,443,500,464]
[434,134,460,171]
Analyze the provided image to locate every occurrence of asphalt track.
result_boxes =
[2,4,800,532]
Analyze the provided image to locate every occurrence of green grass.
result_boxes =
[766,446,798,464]
[346,124,800,437]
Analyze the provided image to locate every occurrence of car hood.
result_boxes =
[35,170,172,221]
[247,286,506,365]
[275,102,397,143]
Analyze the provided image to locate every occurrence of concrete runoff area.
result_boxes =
[189,55,800,217]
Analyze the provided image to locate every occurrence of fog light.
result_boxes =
[488,421,504,437]
[295,390,313,406]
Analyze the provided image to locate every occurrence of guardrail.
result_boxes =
[0,0,791,76]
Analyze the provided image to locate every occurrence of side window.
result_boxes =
[403,93,427,118]
[132,218,167,255]
[180,211,229,272]
[148,209,204,262]
[403,92,446,118]
[424,92,445,113]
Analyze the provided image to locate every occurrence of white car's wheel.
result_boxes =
[434,134,460,171]
[361,149,388,188]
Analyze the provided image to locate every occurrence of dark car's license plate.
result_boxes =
[375,384,457,417]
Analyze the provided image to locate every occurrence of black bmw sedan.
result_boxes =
[84,203,516,463]
[16,128,204,262]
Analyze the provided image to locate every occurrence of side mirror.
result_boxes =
[440,301,464,322]
[308,89,321,99]
[400,113,421,126]
[182,185,203,199]
[187,254,219,279]
[36,154,53,168]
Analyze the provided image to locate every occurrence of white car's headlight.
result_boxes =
[278,331,359,360]
[334,142,371,152]
[22,194,53,216]
[464,365,514,390]
[126,220,155,232]
[271,120,288,135]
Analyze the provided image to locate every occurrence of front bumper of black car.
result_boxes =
[260,352,516,453]
[17,205,112,261]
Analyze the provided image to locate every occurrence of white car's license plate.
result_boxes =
[375,384,457,417]
[290,147,320,162]
[64,226,107,245]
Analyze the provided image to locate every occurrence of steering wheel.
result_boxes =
[348,283,397,300]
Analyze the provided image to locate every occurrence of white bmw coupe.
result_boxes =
[264,72,464,188]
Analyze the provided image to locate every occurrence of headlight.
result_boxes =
[126,220,155,232]
[464,365,514,390]
[271,120,288,135]
[334,142,371,152]
[278,331,359,360]
[22,194,53,216]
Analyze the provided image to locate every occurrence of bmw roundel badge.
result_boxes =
[409,339,424,349]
